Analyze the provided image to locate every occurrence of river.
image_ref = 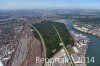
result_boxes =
[66,20,100,66]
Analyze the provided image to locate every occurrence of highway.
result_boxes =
[52,25,74,66]
[31,25,47,59]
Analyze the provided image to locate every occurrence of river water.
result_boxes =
[66,20,100,66]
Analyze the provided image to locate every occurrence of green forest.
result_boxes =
[32,21,74,58]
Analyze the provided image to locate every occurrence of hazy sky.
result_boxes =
[0,0,100,9]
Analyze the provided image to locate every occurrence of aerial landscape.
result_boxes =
[0,0,100,66]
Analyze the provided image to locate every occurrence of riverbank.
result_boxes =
[66,20,100,66]
[73,23,100,39]
[66,20,90,66]
[70,31,89,65]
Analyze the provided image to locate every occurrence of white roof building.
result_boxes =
[0,60,3,66]
[73,46,79,53]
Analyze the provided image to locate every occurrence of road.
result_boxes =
[52,25,74,66]
[31,25,47,58]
